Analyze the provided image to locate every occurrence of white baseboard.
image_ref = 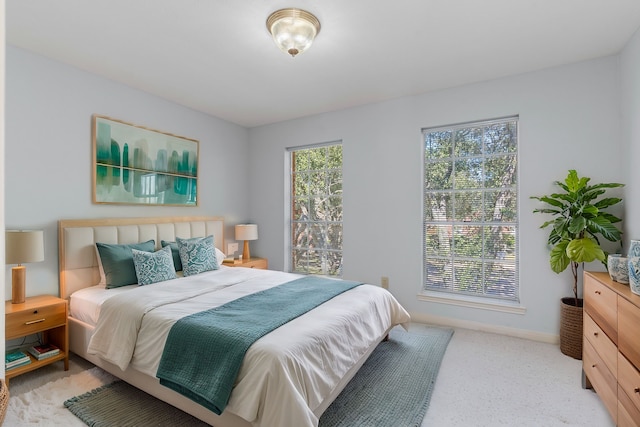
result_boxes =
[409,311,560,344]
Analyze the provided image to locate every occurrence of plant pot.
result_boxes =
[560,297,583,359]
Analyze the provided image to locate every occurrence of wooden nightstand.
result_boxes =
[5,295,69,385]
[223,257,268,269]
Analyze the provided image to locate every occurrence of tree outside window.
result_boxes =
[423,117,518,301]
[290,144,343,276]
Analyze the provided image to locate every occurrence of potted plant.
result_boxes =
[531,170,623,359]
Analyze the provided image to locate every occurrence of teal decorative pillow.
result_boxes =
[176,235,219,277]
[161,240,183,271]
[132,246,177,286]
[162,240,225,272]
[96,240,156,289]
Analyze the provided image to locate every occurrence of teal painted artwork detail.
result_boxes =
[94,116,198,206]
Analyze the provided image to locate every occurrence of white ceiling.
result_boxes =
[7,1,640,128]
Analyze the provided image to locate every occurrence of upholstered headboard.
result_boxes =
[58,216,224,299]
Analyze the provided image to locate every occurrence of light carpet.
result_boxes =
[5,367,117,426]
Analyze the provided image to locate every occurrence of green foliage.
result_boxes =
[531,170,623,301]
[424,120,519,300]
[291,145,343,276]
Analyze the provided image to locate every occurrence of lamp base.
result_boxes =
[12,265,26,304]
[242,240,251,261]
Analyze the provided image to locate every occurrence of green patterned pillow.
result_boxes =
[132,245,177,285]
[176,235,219,277]
[162,239,226,272]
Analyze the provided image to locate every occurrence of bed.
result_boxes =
[59,216,410,427]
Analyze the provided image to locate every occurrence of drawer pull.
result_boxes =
[635,388,640,394]
[25,318,46,325]
[594,290,601,295]
[593,332,598,337]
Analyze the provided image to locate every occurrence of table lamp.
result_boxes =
[5,230,45,304]
[235,224,258,261]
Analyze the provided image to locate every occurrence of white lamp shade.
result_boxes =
[6,230,45,264]
[235,224,258,241]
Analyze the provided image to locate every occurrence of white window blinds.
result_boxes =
[423,117,519,301]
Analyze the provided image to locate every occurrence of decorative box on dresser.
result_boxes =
[583,271,640,426]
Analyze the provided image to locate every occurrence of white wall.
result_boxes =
[5,40,635,340]
[621,28,640,245]
[5,46,252,298]
[248,56,625,339]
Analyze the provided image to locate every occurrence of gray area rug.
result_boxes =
[64,380,209,427]
[319,326,454,427]
[65,327,453,427]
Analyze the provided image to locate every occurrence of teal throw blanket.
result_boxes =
[156,276,362,415]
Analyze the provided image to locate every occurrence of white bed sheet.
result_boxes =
[70,284,137,326]
[70,272,189,326]
[82,267,411,427]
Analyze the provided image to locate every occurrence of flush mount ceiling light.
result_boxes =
[266,8,321,57]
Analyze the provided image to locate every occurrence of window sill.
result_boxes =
[417,292,526,315]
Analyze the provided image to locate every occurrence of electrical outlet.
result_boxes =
[227,242,239,255]
[381,276,389,289]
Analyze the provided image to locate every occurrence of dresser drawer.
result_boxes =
[583,339,617,423]
[584,312,617,375]
[618,384,640,427]
[619,296,640,368]
[584,274,618,343]
[618,352,640,420]
[6,301,66,340]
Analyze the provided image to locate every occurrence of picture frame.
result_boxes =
[92,115,199,206]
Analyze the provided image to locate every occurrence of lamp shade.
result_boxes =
[6,230,45,264]
[235,224,258,241]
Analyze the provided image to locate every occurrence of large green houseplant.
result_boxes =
[531,169,623,358]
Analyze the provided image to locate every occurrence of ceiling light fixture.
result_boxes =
[266,8,321,57]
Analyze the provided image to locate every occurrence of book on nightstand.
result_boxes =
[27,343,60,361]
[5,350,31,370]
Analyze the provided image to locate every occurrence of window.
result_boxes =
[423,117,518,302]
[288,143,343,276]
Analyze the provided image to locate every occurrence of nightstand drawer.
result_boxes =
[242,258,268,269]
[5,295,69,385]
[6,302,66,339]
[223,257,268,269]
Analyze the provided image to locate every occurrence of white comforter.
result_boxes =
[86,267,410,427]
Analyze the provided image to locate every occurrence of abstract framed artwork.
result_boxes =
[92,115,199,206]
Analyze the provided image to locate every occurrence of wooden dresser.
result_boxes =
[583,271,640,426]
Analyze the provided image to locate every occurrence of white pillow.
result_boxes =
[215,248,226,266]
[95,245,106,286]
